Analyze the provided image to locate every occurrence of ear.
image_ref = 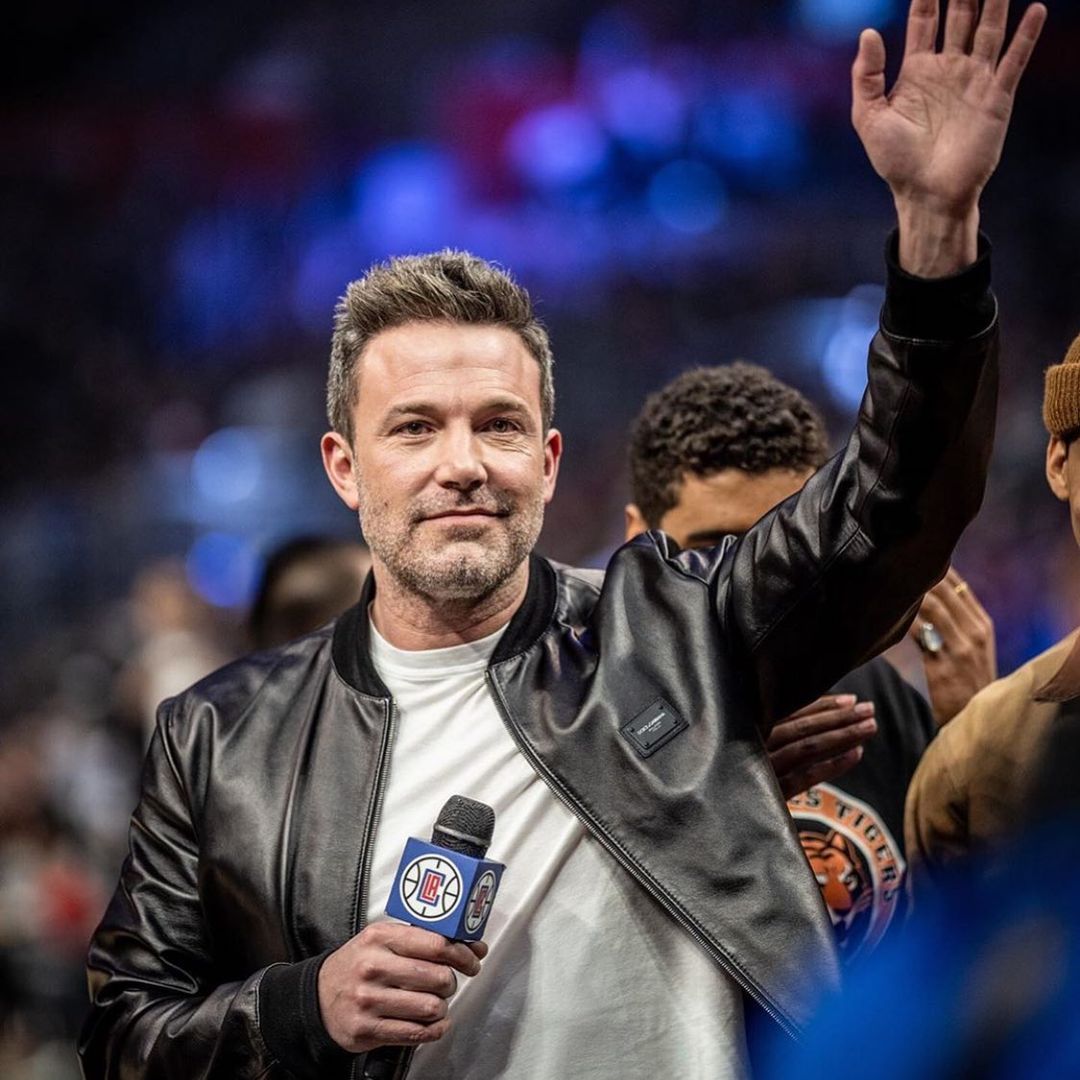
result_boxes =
[624,503,649,542]
[321,431,361,511]
[541,428,563,505]
[1046,436,1070,502]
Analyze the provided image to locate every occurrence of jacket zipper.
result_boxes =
[354,699,398,935]
[351,700,399,1080]
[485,671,799,1043]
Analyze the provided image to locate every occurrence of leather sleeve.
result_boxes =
[719,234,998,725]
[78,701,349,1079]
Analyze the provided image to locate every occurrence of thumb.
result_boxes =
[851,28,887,120]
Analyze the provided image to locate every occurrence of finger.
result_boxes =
[369,1016,450,1049]
[381,926,483,976]
[941,570,992,639]
[917,591,964,654]
[943,571,997,678]
[929,572,981,633]
[766,701,871,751]
[945,569,991,624]
[851,28,887,114]
[905,0,940,56]
[382,955,461,997]
[943,0,979,54]
[468,941,489,960]
[786,694,858,721]
[994,2,1047,97]
[782,746,864,801]
[768,715,877,776]
[371,988,450,1025]
[970,0,1008,62]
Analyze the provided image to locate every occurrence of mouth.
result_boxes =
[422,509,501,523]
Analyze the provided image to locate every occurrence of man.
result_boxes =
[906,330,1080,896]
[80,3,1045,1077]
[624,362,996,963]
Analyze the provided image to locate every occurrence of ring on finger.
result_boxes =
[953,582,970,597]
[916,621,944,655]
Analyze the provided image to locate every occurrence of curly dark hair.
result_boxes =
[628,362,830,527]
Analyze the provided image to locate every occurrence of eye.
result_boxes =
[394,420,431,437]
[485,417,521,434]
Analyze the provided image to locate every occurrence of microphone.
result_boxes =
[360,796,503,1080]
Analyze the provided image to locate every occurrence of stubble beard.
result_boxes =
[357,479,544,605]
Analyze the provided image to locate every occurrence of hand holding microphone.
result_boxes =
[317,921,486,1055]
[317,796,502,1065]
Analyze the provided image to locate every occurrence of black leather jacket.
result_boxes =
[80,241,998,1080]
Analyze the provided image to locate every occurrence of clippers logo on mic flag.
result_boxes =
[385,837,504,941]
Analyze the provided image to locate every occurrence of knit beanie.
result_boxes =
[1044,331,1080,437]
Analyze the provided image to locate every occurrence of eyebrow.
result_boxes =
[382,399,533,423]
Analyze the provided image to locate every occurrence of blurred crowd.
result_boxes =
[0,563,232,1077]
[0,540,373,1077]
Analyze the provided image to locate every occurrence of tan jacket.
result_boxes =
[905,630,1080,893]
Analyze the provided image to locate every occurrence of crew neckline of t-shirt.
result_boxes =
[368,613,507,679]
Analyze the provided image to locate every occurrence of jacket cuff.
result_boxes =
[881,228,995,342]
[259,951,353,1079]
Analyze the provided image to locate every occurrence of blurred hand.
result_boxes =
[910,567,997,725]
[767,694,877,800]
[318,922,488,1054]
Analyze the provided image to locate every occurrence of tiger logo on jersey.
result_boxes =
[787,783,904,962]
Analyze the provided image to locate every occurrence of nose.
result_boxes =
[433,425,487,492]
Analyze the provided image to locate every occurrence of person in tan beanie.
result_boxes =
[905,331,1080,896]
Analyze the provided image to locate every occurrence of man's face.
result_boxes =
[1047,435,1080,548]
[625,466,813,548]
[322,321,561,602]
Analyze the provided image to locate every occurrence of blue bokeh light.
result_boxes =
[185,531,261,609]
[351,143,463,255]
[694,90,804,186]
[170,212,271,351]
[595,67,686,156]
[192,427,266,506]
[505,103,609,190]
[821,286,883,409]
[647,160,727,234]
[798,0,899,39]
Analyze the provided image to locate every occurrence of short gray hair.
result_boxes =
[327,250,555,442]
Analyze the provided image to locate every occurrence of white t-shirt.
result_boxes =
[366,618,748,1079]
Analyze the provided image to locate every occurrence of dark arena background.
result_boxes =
[2,2,1078,1076]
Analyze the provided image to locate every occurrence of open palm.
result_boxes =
[853,0,1046,213]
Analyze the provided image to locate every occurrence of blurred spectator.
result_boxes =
[249,536,371,649]
[0,561,236,1076]
[0,723,104,1080]
[906,331,1080,897]
[114,560,234,739]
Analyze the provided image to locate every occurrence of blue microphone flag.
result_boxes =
[385,836,504,941]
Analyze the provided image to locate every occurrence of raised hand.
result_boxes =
[851,0,1046,275]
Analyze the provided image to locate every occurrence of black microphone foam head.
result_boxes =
[431,795,495,859]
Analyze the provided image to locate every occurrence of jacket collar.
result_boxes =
[331,554,558,698]
[1034,630,1080,704]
